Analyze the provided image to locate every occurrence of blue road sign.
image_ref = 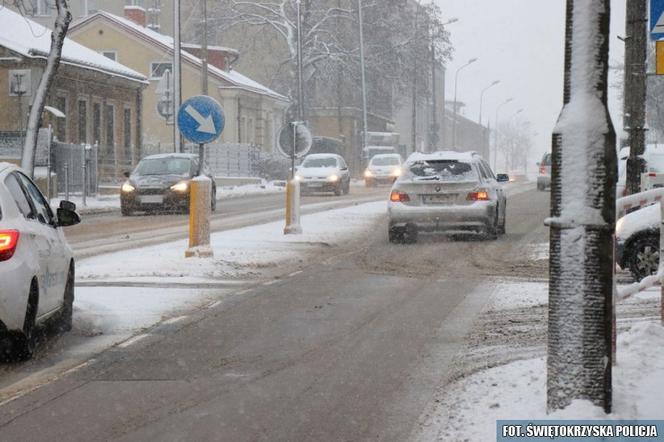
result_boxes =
[177,96,225,144]
[651,0,664,40]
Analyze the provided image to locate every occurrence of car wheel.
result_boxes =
[334,184,342,196]
[388,226,403,243]
[56,263,74,333]
[211,188,217,212]
[343,180,350,195]
[121,204,133,216]
[484,213,499,240]
[537,182,545,191]
[627,235,659,281]
[12,279,39,361]
[365,179,374,188]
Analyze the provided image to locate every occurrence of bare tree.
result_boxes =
[18,0,72,178]
[497,120,533,173]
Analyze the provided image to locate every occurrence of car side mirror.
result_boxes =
[496,174,510,182]
[123,171,130,178]
[59,200,77,212]
[341,166,348,171]
[536,162,541,166]
[57,207,81,227]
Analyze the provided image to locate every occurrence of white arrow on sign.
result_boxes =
[185,105,217,134]
[655,11,664,34]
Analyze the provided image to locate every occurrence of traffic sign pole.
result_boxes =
[177,96,225,258]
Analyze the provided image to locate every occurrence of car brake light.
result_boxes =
[390,191,410,203]
[467,190,490,201]
[0,230,20,262]
[539,166,547,175]
[649,172,658,177]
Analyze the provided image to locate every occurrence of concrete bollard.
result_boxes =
[185,176,214,258]
[284,179,302,235]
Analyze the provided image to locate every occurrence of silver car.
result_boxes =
[387,151,508,243]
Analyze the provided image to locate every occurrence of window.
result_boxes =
[54,95,67,141]
[149,62,173,80]
[124,108,132,160]
[105,104,115,147]
[93,102,101,144]
[33,0,51,16]
[4,174,33,219]
[78,100,88,144]
[17,173,54,226]
[125,0,145,6]
[101,51,117,61]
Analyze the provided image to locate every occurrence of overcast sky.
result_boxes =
[437,0,627,164]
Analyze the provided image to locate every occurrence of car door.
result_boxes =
[339,158,350,183]
[482,161,506,213]
[16,173,66,314]
[4,173,56,316]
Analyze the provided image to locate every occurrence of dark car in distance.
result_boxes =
[120,153,216,216]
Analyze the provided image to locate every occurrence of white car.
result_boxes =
[364,153,403,187]
[0,162,80,361]
[387,151,508,243]
[295,154,351,196]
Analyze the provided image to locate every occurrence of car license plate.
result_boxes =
[140,195,164,204]
[423,194,454,205]
[307,183,323,188]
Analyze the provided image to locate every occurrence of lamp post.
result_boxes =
[493,97,513,170]
[479,80,500,125]
[358,0,369,161]
[295,0,305,121]
[452,57,478,149]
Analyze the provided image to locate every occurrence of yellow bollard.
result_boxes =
[185,176,214,258]
[284,179,302,235]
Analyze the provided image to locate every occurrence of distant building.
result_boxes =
[68,10,290,154]
[0,7,147,175]
[443,101,490,161]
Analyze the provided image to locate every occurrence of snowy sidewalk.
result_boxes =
[415,277,664,442]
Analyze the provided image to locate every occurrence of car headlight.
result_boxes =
[364,169,374,178]
[170,181,189,193]
[121,182,135,193]
[391,168,402,177]
[295,174,303,181]
[328,174,340,183]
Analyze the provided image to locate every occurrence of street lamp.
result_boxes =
[452,57,478,149]
[479,80,500,125]
[432,16,459,151]
[493,97,513,170]
[358,0,369,163]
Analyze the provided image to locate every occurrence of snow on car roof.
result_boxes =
[0,8,146,84]
[406,150,479,164]
[371,154,401,159]
[0,162,17,174]
[142,153,198,160]
[304,153,342,159]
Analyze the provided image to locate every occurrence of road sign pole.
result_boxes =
[291,122,297,180]
[198,143,205,176]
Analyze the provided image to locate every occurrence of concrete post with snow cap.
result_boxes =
[284,179,302,235]
[185,175,213,258]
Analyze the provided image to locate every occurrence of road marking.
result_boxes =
[288,270,303,277]
[207,300,223,309]
[162,315,189,325]
[118,334,151,348]
[262,280,278,286]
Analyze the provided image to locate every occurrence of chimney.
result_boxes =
[124,5,147,28]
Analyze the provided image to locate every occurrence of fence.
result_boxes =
[183,143,263,178]
[50,142,98,199]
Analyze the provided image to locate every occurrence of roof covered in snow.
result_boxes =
[71,11,289,102]
[0,8,147,84]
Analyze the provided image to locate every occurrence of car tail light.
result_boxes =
[0,230,20,262]
[390,191,410,203]
[467,190,490,201]
[649,172,658,177]
[539,165,547,175]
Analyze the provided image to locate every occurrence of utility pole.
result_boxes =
[624,0,648,195]
[201,0,208,95]
[295,0,305,121]
[358,0,369,156]
[547,0,616,414]
[173,0,182,152]
[429,28,438,152]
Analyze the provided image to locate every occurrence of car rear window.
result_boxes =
[542,154,552,166]
[408,160,478,182]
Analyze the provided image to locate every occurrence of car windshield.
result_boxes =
[408,160,478,181]
[302,157,337,168]
[647,154,664,173]
[134,158,191,176]
[542,154,552,166]
[371,157,400,166]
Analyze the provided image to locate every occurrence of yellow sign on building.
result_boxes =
[657,41,664,75]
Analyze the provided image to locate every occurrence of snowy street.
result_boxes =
[0,183,546,441]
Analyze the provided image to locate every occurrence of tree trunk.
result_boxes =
[547,0,616,413]
[21,0,72,178]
